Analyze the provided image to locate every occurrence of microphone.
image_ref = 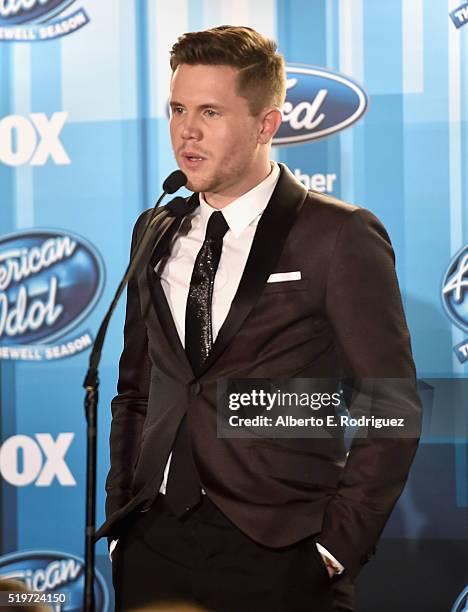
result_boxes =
[85,170,188,378]
[167,196,191,216]
[145,172,187,230]
[148,196,194,229]
[147,196,197,264]
[82,169,189,612]
[163,170,187,194]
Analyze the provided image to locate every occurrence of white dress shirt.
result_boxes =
[157,162,280,349]
[111,162,343,575]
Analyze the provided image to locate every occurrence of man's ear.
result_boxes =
[258,108,283,144]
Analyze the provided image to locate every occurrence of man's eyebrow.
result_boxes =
[169,100,225,110]
[198,103,224,110]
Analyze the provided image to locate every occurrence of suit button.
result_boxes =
[190,382,201,396]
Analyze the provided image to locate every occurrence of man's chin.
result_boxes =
[185,178,198,193]
[185,176,214,194]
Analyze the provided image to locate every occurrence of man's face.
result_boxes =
[169,64,264,200]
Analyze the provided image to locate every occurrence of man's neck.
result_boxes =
[203,160,274,210]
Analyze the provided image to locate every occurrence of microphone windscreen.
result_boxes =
[166,196,190,217]
[163,170,187,194]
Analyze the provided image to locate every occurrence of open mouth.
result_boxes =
[182,153,206,169]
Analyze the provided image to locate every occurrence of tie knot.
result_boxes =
[205,211,229,240]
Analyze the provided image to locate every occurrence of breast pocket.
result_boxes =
[262,278,310,294]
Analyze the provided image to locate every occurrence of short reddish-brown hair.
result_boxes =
[170,25,286,116]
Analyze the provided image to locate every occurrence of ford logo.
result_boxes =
[442,245,468,333]
[0,229,104,346]
[273,65,368,145]
[0,550,109,611]
[0,0,77,26]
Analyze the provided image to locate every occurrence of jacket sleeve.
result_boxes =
[104,211,152,521]
[318,208,422,580]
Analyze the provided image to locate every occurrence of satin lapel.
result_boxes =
[145,194,200,377]
[146,266,193,375]
[199,164,308,376]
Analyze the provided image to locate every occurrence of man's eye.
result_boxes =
[204,109,219,118]
[172,107,184,115]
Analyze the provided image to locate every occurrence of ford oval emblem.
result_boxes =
[0,229,105,346]
[273,65,368,145]
[0,0,77,26]
[0,550,109,611]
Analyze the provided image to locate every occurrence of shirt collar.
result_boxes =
[198,162,280,238]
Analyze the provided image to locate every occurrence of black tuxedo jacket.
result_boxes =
[96,164,421,579]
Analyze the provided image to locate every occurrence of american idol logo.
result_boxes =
[451,585,468,612]
[273,65,368,146]
[0,0,89,42]
[0,550,109,611]
[0,229,104,362]
[442,245,468,363]
[0,0,75,25]
[443,245,468,331]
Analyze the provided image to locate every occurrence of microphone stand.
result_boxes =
[82,176,186,612]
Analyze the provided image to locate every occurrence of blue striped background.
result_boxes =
[0,1,466,607]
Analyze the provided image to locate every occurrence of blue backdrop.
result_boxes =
[0,1,466,610]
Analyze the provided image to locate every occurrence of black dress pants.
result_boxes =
[112,495,354,612]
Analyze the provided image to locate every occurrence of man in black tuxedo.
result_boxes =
[96,26,421,612]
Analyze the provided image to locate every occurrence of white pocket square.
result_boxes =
[267,271,301,283]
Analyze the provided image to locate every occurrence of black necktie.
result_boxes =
[165,211,229,516]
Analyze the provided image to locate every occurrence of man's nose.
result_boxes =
[181,115,202,140]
